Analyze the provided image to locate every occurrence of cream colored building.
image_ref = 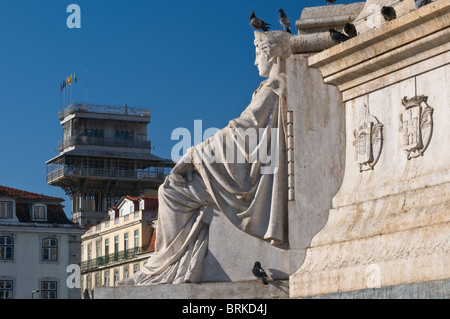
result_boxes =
[80,195,157,298]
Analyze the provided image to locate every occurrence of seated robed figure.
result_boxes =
[119,31,292,285]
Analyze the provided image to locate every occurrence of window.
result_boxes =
[41,281,57,299]
[0,280,13,299]
[134,230,139,254]
[104,239,109,263]
[33,205,47,220]
[0,202,13,219]
[114,236,119,261]
[87,243,92,259]
[96,240,101,259]
[124,266,129,279]
[113,269,119,285]
[0,237,13,260]
[95,273,101,288]
[104,271,110,287]
[124,233,129,258]
[133,264,139,274]
[124,233,129,251]
[42,238,58,261]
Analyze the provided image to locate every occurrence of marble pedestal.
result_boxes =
[290,0,450,298]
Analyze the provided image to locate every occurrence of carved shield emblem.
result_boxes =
[400,106,421,152]
[399,95,433,159]
[353,108,383,172]
[355,121,373,165]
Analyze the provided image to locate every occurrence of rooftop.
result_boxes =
[58,103,151,121]
[0,185,84,228]
[0,185,63,202]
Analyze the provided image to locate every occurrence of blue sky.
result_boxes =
[0,0,356,216]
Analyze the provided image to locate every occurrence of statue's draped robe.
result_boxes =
[125,78,288,285]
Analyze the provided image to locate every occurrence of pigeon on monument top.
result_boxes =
[278,9,292,34]
[381,6,397,21]
[415,0,432,9]
[344,23,357,38]
[329,28,350,44]
[252,261,269,285]
[250,11,271,32]
[326,0,337,5]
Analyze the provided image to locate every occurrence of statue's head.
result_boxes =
[254,31,292,78]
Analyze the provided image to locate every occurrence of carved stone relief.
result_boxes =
[399,95,433,160]
[353,104,383,172]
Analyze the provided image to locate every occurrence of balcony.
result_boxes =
[46,164,170,184]
[81,247,142,271]
[59,103,150,121]
[58,136,151,152]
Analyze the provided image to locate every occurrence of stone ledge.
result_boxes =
[93,280,289,299]
[291,2,365,54]
[307,0,450,90]
[295,3,365,34]
[300,278,450,299]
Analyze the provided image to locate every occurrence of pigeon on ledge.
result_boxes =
[381,6,397,21]
[252,261,269,285]
[415,0,432,9]
[250,11,270,32]
[344,23,357,38]
[329,28,350,44]
[278,9,292,34]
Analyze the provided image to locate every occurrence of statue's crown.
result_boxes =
[254,31,292,59]
[401,95,428,109]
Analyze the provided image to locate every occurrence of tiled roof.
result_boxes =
[124,195,140,201]
[0,185,63,202]
[141,196,158,210]
[0,185,78,227]
[15,203,75,225]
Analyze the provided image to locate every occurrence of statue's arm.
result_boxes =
[165,148,195,187]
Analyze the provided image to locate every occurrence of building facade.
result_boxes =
[46,103,173,226]
[80,195,158,298]
[0,185,85,299]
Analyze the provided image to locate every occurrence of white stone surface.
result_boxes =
[290,0,450,298]
[285,54,345,274]
[200,210,289,282]
[95,280,289,299]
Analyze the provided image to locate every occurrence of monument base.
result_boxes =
[93,280,289,299]
[290,183,450,298]
[301,279,450,299]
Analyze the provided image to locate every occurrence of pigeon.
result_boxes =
[381,6,397,21]
[326,0,337,5]
[415,0,432,9]
[250,11,270,32]
[344,23,357,38]
[252,261,269,285]
[329,28,350,44]
[278,9,292,34]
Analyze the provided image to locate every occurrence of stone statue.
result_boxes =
[118,31,292,285]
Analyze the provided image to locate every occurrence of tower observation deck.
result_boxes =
[46,103,174,226]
